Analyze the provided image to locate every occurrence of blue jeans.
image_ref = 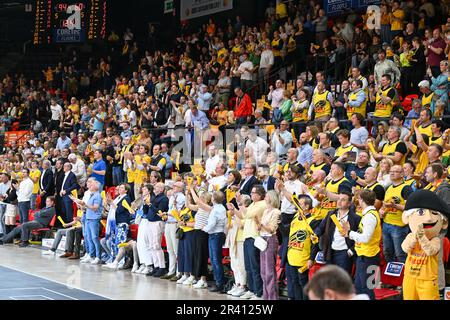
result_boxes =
[18,201,30,223]
[82,220,91,255]
[331,249,353,275]
[355,254,380,300]
[244,238,263,297]
[208,232,225,288]
[100,237,113,263]
[382,223,409,263]
[112,166,124,186]
[85,219,101,258]
[30,194,38,210]
[286,263,309,300]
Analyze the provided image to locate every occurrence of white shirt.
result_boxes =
[280,179,307,214]
[17,178,34,202]
[184,109,192,127]
[205,154,220,177]
[167,192,186,223]
[332,211,349,251]
[271,129,293,157]
[268,88,284,109]
[260,50,274,69]
[72,159,87,186]
[119,108,130,122]
[0,181,11,196]
[349,206,378,244]
[208,175,228,192]
[246,137,270,165]
[238,60,254,81]
[50,104,63,121]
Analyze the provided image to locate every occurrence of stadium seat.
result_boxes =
[130,224,139,240]
[30,214,57,242]
[374,263,404,300]
[401,94,418,112]
[443,237,450,265]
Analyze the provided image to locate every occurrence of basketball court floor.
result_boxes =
[0,245,236,300]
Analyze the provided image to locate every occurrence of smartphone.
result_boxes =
[346,151,357,162]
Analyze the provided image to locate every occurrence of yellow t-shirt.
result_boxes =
[390,9,405,31]
[405,242,438,280]
[30,169,41,194]
[68,104,80,123]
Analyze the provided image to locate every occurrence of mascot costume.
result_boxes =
[402,189,449,300]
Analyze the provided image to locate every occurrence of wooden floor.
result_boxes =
[0,245,237,300]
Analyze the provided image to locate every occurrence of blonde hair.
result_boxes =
[265,190,280,209]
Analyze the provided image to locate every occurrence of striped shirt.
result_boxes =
[194,208,210,230]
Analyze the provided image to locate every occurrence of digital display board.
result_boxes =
[33,0,107,44]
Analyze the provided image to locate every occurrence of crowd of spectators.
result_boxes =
[0,0,449,300]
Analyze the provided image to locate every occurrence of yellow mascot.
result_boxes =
[402,190,449,300]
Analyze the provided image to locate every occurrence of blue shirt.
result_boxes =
[203,203,227,234]
[297,143,314,167]
[56,137,71,150]
[404,109,420,129]
[91,159,106,184]
[93,112,106,131]
[191,110,210,130]
[85,191,103,220]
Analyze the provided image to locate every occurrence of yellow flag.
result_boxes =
[57,216,65,226]
[330,214,344,234]
[101,220,106,228]
[71,189,78,199]
[175,151,180,171]
[122,199,134,213]
[101,190,107,203]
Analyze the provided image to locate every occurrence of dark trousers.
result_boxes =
[355,254,380,300]
[279,213,295,267]
[178,231,194,273]
[286,263,309,300]
[208,232,225,288]
[331,249,353,275]
[61,196,73,223]
[243,238,263,297]
[18,201,30,223]
[2,221,43,243]
[192,229,209,278]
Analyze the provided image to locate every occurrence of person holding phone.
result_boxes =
[334,129,358,163]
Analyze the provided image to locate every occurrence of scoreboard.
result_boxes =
[33,0,107,44]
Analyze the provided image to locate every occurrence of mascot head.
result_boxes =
[403,190,449,239]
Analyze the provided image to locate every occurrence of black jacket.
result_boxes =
[40,169,55,196]
[239,175,260,196]
[60,171,79,195]
[261,176,276,192]
[314,208,361,263]
[55,169,64,194]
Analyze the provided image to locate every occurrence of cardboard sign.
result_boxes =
[4,130,30,147]
[384,262,404,277]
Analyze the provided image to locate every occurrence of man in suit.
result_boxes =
[0,196,56,247]
[257,165,275,192]
[314,191,361,275]
[40,160,55,206]
[239,164,260,196]
[59,162,79,223]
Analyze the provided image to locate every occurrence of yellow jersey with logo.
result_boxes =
[271,38,282,57]
[312,90,332,119]
[292,100,308,122]
[309,185,329,221]
[382,139,406,165]
[383,183,409,227]
[418,123,432,140]
[335,144,354,158]
[405,243,438,280]
[355,209,381,257]
[356,182,384,216]
[374,87,395,118]
[134,154,151,184]
[308,162,328,176]
[287,213,315,267]
[421,92,434,109]
[347,91,367,119]
[30,169,41,194]
[179,208,194,233]
[324,177,350,210]
[430,135,443,146]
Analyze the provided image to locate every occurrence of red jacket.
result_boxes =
[234,93,253,118]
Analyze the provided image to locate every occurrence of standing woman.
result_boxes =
[410,37,426,90]
[3,179,19,236]
[230,58,241,94]
[258,190,281,300]
[186,188,211,289]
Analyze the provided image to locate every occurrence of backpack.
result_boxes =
[272,107,283,124]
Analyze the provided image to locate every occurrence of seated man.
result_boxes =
[0,196,56,247]
[42,215,83,259]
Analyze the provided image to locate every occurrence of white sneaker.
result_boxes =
[117,259,125,269]
[102,261,118,270]
[227,284,238,295]
[136,264,146,273]
[42,249,56,256]
[250,295,263,300]
[193,279,208,289]
[183,275,195,286]
[131,264,139,273]
[141,266,153,275]
[80,253,90,261]
[90,257,101,265]
[176,275,188,284]
[81,256,92,263]
[232,286,246,297]
[239,291,255,299]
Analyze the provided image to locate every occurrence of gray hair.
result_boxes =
[68,153,77,161]
[389,125,401,137]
